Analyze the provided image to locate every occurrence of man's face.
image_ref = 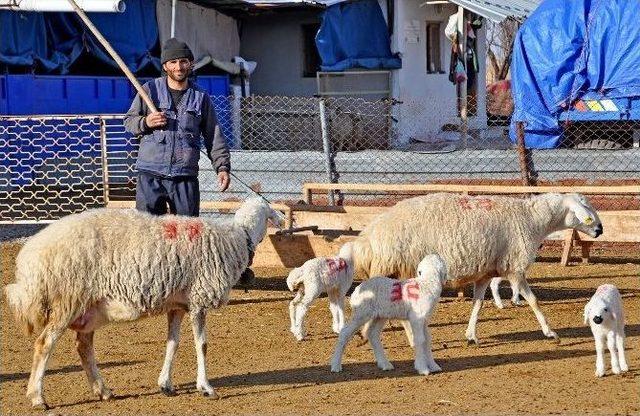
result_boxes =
[163,58,192,82]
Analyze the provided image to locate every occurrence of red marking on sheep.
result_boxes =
[391,282,402,301]
[186,221,203,241]
[406,281,420,300]
[476,198,494,211]
[457,197,473,210]
[163,221,178,240]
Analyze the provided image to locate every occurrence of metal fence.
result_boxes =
[1,94,639,223]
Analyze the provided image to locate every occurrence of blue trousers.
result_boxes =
[135,172,200,217]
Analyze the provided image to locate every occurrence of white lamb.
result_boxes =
[287,242,354,340]
[331,254,448,375]
[584,284,629,377]
[4,197,284,409]
[349,192,603,344]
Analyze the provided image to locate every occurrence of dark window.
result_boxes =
[426,22,442,74]
[302,23,322,78]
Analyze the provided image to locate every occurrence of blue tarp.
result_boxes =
[510,0,640,148]
[0,0,159,74]
[316,0,401,71]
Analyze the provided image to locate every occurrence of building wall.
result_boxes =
[239,11,322,97]
[391,1,487,145]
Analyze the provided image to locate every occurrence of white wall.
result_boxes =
[239,11,322,97]
[391,1,487,146]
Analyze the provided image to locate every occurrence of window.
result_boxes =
[426,22,442,74]
[302,23,322,78]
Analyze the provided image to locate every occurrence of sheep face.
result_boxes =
[562,194,603,238]
[416,254,448,286]
[584,298,617,327]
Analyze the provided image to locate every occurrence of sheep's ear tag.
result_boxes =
[583,216,593,225]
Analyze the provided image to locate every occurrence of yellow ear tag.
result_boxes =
[584,217,593,225]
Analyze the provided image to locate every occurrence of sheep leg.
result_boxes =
[490,277,505,309]
[293,287,321,341]
[615,332,628,372]
[607,331,621,374]
[411,319,430,375]
[331,315,369,372]
[158,309,186,396]
[594,334,606,377]
[400,320,415,348]
[26,325,66,409]
[367,318,393,371]
[465,278,491,345]
[424,325,441,373]
[190,311,218,399]
[76,331,113,401]
[335,294,347,333]
[289,289,303,334]
[328,291,341,334]
[513,276,559,341]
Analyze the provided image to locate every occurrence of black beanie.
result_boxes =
[161,38,194,64]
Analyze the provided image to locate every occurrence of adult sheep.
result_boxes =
[4,197,283,409]
[350,192,603,344]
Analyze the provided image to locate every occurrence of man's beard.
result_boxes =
[167,69,189,83]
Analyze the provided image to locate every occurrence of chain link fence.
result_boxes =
[1,93,639,223]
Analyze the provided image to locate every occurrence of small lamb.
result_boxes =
[331,254,447,375]
[584,284,628,377]
[287,242,354,340]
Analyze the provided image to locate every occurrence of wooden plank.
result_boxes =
[252,233,356,268]
[303,182,640,195]
[560,230,576,267]
[107,200,291,215]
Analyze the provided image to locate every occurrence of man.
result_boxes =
[124,38,230,217]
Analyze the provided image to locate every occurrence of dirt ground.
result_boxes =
[1,243,639,415]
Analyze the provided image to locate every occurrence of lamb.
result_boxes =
[4,197,284,409]
[584,284,628,377]
[331,254,447,375]
[349,192,603,344]
[287,242,354,341]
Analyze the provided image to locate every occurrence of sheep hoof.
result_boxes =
[160,387,177,397]
[466,339,479,346]
[30,398,49,410]
[202,391,220,400]
[100,388,114,401]
[595,369,605,378]
[612,366,621,375]
[379,363,394,371]
[330,364,342,373]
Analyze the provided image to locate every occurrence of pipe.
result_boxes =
[3,0,125,12]
[170,0,177,37]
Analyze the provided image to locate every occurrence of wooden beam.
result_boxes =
[302,182,640,196]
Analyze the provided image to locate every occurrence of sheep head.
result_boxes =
[234,197,285,248]
[561,194,603,238]
[416,254,448,286]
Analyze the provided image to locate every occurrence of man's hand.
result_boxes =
[217,171,230,192]
[145,111,167,129]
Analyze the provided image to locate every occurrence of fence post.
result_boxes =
[516,121,536,186]
[99,117,111,207]
[319,97,336,205]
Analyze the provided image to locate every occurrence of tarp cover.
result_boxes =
[510,0,640,148]
[316,0,401,71]
[0,0,159,74]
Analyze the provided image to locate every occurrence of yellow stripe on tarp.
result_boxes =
[586,100,605,111]
[600,99,618,111]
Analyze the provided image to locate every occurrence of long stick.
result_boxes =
[66,0,158,112]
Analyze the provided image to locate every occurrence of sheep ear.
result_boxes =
[583,302,590,325]
[611,310,618,321]
[567,197,594,225]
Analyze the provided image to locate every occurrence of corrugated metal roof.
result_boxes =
[446,0,541,22]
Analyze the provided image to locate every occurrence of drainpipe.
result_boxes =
[3,0,125,12]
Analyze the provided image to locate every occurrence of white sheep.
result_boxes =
[4,197,283,409]
[287,242,354,340]
[349,192,603,344]
[584,284,629,377]
[331,254,448,375]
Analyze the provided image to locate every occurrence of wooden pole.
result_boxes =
[66,0,158,112]
[516,121,532,186]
